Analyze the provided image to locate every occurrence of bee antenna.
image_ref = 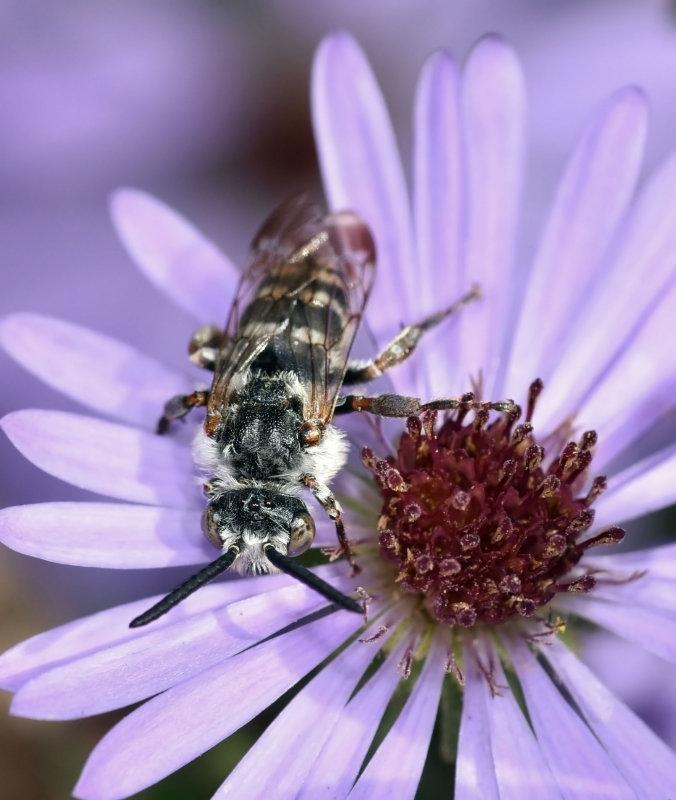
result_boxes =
[129,547,239,628]
[264,546,362,614]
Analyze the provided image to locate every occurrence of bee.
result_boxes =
[130,197,511,627]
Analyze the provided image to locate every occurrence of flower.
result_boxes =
[2,29,676,800]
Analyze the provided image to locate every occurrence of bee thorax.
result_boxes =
[223,374,304,477]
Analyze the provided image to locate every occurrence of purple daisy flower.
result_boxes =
[3,29,676,799]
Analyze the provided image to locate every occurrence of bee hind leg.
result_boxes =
[157,390,209,434]
[343,284,481,385]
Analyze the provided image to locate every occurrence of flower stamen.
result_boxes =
[362,380,626,627]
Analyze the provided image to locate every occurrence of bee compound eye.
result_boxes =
[201,505,222,548]
[287,513,316,556]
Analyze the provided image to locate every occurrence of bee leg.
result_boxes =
[189,324,225,371]
[343,284,481,385]
[303,475,361,575]
[157,390,209,434]
[335,392,516,418]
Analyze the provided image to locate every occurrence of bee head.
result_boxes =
[130,485,356,628]
[202,487,316,561]
[130,483,357,628]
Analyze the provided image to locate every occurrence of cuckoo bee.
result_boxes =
[131,196,511,626]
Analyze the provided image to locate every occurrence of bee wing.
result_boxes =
[225,195,325,338]
[209,197,375,423]
[289,210,375,424]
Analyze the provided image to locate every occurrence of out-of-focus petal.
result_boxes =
[456,37,525,398]
[0,314,191,428]
[0,410,200,507]
[12,583,336,719]
[503,636,634,799]
[0,573,290,692]
[110,189,238,323]
[456,642,500,800]
[299,631,414,800]
[213,622,391,799]
[312,32,417,345]
[475,640,562,800]
[556,594,676,663]
[505,88,647,395]
[347,630,447,800]
[542,637,676,796]
[592,442,676,530]
[73,613,363,800]
[413,51,464,396]
[535,151,676,430]
[575,281,676,469]
[0,502,208,568]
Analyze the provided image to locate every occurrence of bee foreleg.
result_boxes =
[335,392,516,418]
[343,284,481,384]
[157,390,209,434]
[303,475,361,575]
[189,324,226,371]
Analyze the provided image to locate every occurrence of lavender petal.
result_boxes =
[575,281,676,469]
[556,594,676,663]
[581,545,676,614]
[456,640,500,800]
[590,577,676,616]
[0,573,290,692]
[503,635,634,799]
[0,314,191,428]
[505,88,647,396]
[312,32,417,346]
[412,51,464,397]
[541,637,676,796]
[73,612,363,800]
[535,151,676,431]
[12,583,332,719]
[347,630,447,800]
[110,189,238,322]
[0,410,201,507]
[592,441,676,530]
[212,621,391,799]
[456,37,525,398]
[299,630,415,800]
[584,541,676,579]
[0,502,208,568]
[472,639,562,800]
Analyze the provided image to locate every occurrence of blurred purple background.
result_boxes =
[2,1,676,796]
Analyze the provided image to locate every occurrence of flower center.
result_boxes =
[362,380,624,627]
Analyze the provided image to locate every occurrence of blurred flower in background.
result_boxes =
[3,1,676,798]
